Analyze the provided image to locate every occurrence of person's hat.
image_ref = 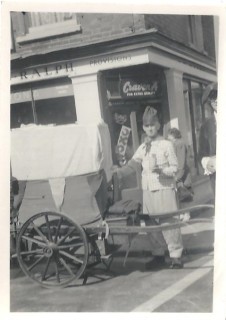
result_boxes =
[143,106,159,126]
[201,82,218,105]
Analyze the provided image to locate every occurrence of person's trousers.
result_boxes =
[143,189,183,258]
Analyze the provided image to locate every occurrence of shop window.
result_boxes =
[10,101,34,128]
[183,79,207,176]
[188,15,204,52]
[11,81,77,129]
[15,12,81,44]
[35,97,76,125]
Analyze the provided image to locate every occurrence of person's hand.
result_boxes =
[152,166,162,174]
[111,165,119,174]
[206,157,216,174]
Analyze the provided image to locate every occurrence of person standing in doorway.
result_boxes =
[113,106,184,269]
[168,128,193,222]
[199,82,217,200]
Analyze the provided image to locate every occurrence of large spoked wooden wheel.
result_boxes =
[16,212,89,288]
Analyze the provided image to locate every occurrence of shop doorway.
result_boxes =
[101,64,169,189]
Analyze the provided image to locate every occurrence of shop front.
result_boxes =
[11,45,216,201]
[98,63,216,199]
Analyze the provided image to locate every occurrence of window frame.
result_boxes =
[10,79,77,128]
[183,77,209,176]
[15,12,81,44]
[187,15,205,52]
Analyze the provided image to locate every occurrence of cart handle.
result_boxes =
[147,204,214,219]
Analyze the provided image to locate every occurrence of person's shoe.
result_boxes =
[169,258,184,269]
[145,256,166,270]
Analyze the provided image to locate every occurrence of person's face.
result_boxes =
[209,98,217,113]
[168,134,176,143]
[143,122,159,138]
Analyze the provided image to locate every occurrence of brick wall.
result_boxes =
[11,13,146,55]
[11,12,215,59]
[145,14,215,58]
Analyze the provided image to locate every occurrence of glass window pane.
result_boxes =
[11,89,34,128]
[10,101,34,128]
[183,87,196,176]
[183,79,198,175]
[183,79,207,176]
[35,96,77,125]
[191,81,203,161]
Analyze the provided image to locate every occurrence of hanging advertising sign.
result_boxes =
[116,125,131,166]
[120,78,159,99]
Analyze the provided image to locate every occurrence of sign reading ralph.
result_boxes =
[120,78,159,99]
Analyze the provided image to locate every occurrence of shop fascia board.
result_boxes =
[10,48,150,85]
[69,46,216,83]
[10,45,216,86]
[147,48,217,82]
[147,42,216,74]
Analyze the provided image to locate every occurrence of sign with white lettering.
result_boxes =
[120,78,159,99]
[116,125,131,162]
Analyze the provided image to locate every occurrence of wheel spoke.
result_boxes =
[54,256,60,283]
[41,257,51,281]
[57,227,76,246]
[27,255,45,271]
[18,212,88,287]
[59,257,74,276]
[22,235,46,248]
[31,222,49,244]
[58,242,84,249]
[44,214,53,241]
[59,250,83,264]
[20,249,43,256]
[54,217,63,243]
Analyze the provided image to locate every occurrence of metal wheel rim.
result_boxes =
[16,211,89,288]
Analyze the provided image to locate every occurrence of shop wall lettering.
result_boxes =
[90,55,131,67]
[11,91,32,103]
[19,63,74,80]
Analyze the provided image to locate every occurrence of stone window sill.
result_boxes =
[16,20,81,44]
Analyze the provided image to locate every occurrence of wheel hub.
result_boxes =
[43,247,53,258]
[43,242,58,257]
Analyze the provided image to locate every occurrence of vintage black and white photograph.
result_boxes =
[1,0,226,316]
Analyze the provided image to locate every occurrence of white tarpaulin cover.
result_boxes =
[11,122,113,181]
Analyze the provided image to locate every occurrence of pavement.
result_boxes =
[9,206,215,312]
[10,252,213,312]
[180,207,214,253]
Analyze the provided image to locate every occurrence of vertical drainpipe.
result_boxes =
[213,16,219,72]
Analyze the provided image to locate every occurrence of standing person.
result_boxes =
[168,128,193,222]
[199,83,217,200]
[114,106,183,269]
